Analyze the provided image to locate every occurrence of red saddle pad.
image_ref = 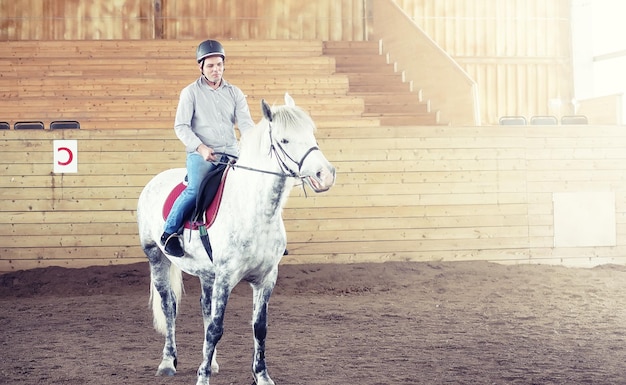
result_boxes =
[162,167,229,230]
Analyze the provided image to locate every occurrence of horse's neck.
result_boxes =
[228,155,295,215]
[230,123,296,214]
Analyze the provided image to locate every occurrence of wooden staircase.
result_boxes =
[323,41,440,125]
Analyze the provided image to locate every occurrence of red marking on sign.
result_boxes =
[57,147,73,166]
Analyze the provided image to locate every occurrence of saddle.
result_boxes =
[162,163,231,260]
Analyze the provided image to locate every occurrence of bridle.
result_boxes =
[215,122,320,180]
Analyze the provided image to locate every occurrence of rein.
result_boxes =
[213,122,319,180]
[213,152,287,177]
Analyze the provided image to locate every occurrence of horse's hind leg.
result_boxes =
[146,245,183,376]
[250,272,278,385]
[198,275,220,374]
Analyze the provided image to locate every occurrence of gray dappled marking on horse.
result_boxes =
[136,93,336,385]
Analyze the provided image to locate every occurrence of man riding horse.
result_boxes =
[161,39,255,257]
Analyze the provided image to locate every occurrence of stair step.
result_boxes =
[350,92,424,104]
[363,103,430,114]
[320,40,442,126]
[348,84,411,93]
[363,112,441,126]
[322,41,380,55]
[332,55,389,67]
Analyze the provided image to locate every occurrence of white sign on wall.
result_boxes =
[53,140,78,173]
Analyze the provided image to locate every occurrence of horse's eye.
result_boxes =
[281,138,289,144]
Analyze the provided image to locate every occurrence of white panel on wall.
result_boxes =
[553,191,616,247]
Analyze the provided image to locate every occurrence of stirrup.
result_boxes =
[161,232,184,257]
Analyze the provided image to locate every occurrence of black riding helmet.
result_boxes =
[196,40,225,63]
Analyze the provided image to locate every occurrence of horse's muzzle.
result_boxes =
[306,165,336,193]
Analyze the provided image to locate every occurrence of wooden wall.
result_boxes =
[0,0,366,41]
[4,125,626,272]
[160,0,365,40]
[393,0,575,125]
[0,0,154,40]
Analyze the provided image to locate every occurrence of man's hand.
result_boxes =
[197,144,217,162]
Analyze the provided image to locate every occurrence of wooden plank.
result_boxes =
[0,223,138,236]
[0,257,147,273]
[3,210,137,224]
[283,193,529,209]
[0,175,153,188]
[1,234,138,248]
[280,248,534,264]
[0,192,530,212]
[286,226,529,243]
[1,198,141,212]
[1,204,529,225]
[283,204,529,219]
[2,216,532,239]
[284,215,529,231]
[1,225,529,248]
[0,246,141,260]
[0,215,530,236]
[1,40,325,58]
[0,186,145,199]
[283,237,532,255]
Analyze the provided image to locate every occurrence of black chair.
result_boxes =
[50,120,80,129]
[498,116,527,125]
[14,121,45,129]
[561,115,588,125]
[0,121,9,129]
[530,115,558,125]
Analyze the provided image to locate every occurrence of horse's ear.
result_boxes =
[284,92,295,107]
[261,99,272,122]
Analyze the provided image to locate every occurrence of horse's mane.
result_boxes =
[240,103,316,154]
[271,104,316,135]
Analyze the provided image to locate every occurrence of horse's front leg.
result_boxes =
[251,274,278,385]
[196,277,232,385]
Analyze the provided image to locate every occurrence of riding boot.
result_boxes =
[160,232,184,257]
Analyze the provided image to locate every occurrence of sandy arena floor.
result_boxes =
[2,260,626,384]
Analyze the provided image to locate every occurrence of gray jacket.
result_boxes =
[174,77,255,155]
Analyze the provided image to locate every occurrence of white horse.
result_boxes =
[136,93,336,385]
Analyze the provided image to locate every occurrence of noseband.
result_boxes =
[268,123,319,178]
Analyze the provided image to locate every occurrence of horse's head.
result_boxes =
[260,93,336,193]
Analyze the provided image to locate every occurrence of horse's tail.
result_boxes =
[148,262,184,336]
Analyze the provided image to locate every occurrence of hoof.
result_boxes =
[156,357,177,376]
[156,367,176,376]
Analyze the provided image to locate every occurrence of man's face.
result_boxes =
[200,56,224,84]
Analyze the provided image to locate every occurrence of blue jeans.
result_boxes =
[164,152,220,234]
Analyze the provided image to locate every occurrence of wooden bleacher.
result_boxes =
[0,40,384,130]
[0,39,442,130]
